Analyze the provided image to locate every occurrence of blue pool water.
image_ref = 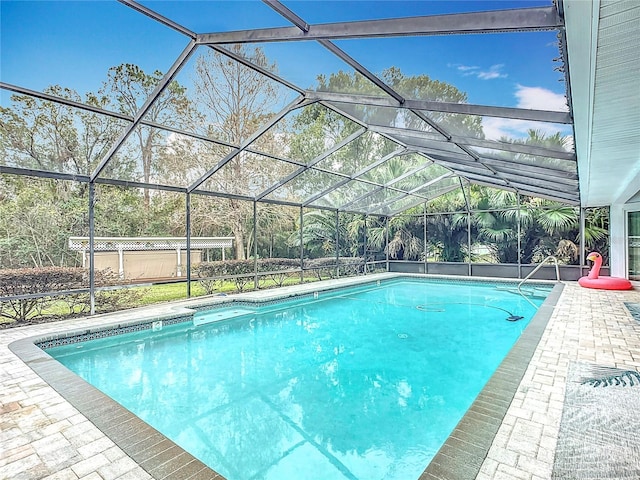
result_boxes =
[47,278,550,480]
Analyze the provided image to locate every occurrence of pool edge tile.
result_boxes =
[419,282,563,480]
[8,335,227,480]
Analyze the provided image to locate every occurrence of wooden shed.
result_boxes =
[68,236,234,281]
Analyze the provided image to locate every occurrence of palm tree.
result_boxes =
[424,186,470,261]
[366,210,424,260]
[288,209,351,258]
[469,130,580,264]
[519,198,579,263]
[584,207,609,263]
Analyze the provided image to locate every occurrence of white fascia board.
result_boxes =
[564,0,600,206]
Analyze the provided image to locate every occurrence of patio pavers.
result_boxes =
[0,316,155,480]
[477,283,640,480]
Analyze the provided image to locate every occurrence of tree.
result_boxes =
[383,213,424,260]
[289,69,483,258]
[584,207,609,263]
[188,46,293,259]
[252,204,299,259]
[472,130,582,264]
[519,197,579,264]
[290,209,344,258]
[427,214,469,262]
[0,74,192,268]
[472,190,578,264]
[0,86,125,176]
[384,66,483,137]
[0,175,88,268]
[103,64,194,210]
[0,87,122,268]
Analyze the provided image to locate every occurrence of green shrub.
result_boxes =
[194,257,364,292]
[194,259,255,293]
[195,258,303,293]
[304,257,365,280]
[257,258,301,287]
[0,267,146,324]
[58,269,146,315]
[0,267,85,322]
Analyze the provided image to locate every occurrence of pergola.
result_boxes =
[0,0,589,310]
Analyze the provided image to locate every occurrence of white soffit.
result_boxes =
[565,0,640,207]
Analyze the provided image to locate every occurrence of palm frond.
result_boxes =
[536,206,577,234]
[580,368,640,387]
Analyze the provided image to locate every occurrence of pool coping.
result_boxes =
[8,335,224,479]
[419,281,564,480]
[8,273,560,480]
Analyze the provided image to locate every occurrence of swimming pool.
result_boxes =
[43,277,552,480]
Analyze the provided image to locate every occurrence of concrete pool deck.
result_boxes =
[1,276,640,480]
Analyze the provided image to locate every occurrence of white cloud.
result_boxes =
[482,117,551,141]
[481,116,573,150]
[479,85,572,149]
[449,63,507,80]
[456,64,480,74]
[514,85,568,111]
[477,64,507,80]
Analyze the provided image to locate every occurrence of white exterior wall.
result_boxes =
[610,200,640,279]
[609,204,627,278]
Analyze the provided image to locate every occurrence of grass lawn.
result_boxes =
[134,282,207,305]
[132,275,322,306]
[1,273,336,328]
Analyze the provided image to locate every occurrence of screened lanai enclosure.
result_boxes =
[0,0,609,320]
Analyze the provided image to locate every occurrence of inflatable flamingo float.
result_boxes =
[578,252,632,290]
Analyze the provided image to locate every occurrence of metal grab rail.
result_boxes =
[517,255,560,302]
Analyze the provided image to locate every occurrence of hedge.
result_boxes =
[0,267,143,323]
[194,258,301,293]
[304,257,365,280]
[0,267,85,322]
[0,257,366,323]
[193,257,365,293]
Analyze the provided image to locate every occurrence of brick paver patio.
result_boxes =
[478,283,640,480]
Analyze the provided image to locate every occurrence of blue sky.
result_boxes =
[1,0,568,139]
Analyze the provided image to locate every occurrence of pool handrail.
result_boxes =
[517,255,560,307]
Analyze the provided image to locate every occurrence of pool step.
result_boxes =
[495,286,548,299]
[193,308,255,326]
